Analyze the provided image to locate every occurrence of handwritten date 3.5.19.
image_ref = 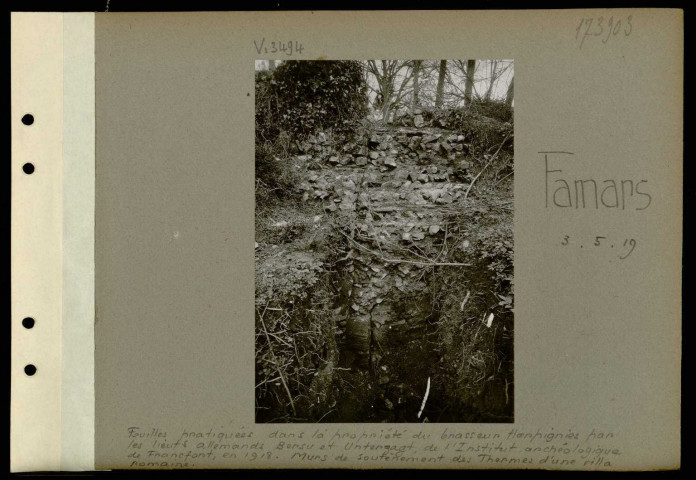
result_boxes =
[561,235,637,260]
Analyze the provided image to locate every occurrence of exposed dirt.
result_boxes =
[256,116,513,423]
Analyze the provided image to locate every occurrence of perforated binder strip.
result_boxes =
[11,12,95,472]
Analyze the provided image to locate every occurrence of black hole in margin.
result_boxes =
[23,163,35,175]
[24,364,37,376]
[22,317,35,329]
[21,114,34,126]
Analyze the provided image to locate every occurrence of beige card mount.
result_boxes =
[10,10,682,472]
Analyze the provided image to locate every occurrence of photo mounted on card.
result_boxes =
[10,9,682,472]
[254,58,514,425]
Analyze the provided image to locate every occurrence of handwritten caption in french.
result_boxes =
[125,426,621,468]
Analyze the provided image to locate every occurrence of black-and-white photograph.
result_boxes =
[255,60,514,423]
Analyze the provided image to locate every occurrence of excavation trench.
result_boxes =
[333,257,446,423]
[256,112,514,423]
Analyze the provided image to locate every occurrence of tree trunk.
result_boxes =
[412,60,421,112]
[381,80,392,123]
[382,101,391,124]
[379,60,393,123]
[268,60,276,71]
[464,59,476,106]
[505,76,514,106]
[485,60,497,100]
[435,60,447,109]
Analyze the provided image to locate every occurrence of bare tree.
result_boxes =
[484,60,496,100]
[464,59,476,106]
[363,59,513,114]
[483,60,513,101]
[411,60,439,107]
[412,60,422,112]
[505,75,514,106]
[443,59,478,107]
[365,60,414,122]
[435,60,447,108]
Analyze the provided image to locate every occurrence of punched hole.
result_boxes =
[24,364,37,376]
[22,317,35,329]
[21,114,34,126]
[22,163,35,175]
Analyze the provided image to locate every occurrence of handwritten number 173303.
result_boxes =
[575,15,633,49]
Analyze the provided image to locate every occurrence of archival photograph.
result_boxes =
[255,60,514,423]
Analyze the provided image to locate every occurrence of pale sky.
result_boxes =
[255,59,514,109]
